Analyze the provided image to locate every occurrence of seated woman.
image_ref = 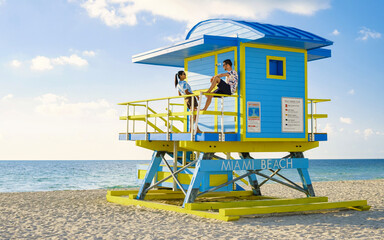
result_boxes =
[175,71,202,133]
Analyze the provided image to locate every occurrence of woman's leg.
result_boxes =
[189,111,202,133]
[201,95,213,111]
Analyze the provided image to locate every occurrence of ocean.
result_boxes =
[0,159,383,193]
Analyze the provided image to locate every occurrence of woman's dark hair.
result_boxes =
[223,59,232,67]
[175,70,185,88]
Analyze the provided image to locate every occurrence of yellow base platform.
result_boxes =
[106,190,370,221]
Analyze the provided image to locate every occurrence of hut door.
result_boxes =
[186,49,237,133]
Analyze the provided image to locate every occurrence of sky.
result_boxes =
[0,0,383,160]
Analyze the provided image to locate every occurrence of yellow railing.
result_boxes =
[307,98,331,141]
[119,92,238,141]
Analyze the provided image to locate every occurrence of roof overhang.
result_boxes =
[307,48,331,61]
[132,35,238,68]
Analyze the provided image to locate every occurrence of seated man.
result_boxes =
[201,59,238,111]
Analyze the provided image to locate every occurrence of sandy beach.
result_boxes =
[0,179,383,239]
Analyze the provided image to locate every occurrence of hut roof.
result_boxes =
[133,19,332,67]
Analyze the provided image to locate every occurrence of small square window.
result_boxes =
[267,56,286,80]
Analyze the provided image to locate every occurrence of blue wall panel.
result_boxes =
[244,47,306,139]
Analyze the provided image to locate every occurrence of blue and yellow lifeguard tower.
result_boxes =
[107,19,369,221]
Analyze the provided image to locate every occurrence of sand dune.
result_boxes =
[0,179,383,239]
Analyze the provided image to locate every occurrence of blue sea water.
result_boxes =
[0,159,383,193]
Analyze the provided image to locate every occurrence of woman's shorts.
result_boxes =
[186,96,199,109]
[213,80,231,96]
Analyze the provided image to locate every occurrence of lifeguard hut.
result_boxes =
[107,19,369,221]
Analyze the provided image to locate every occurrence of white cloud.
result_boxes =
[357,27,382,41]
[35,93,115,118]
[30,56,53,71]
[332,29,340,36]
[35,93,68,104]
[164,34,185,43]
[348,89,355,95]
[1,94,13,101]
[339,117,352,124]
[75,0,331,27]
[82,50,96,57]
[322,123,333,135]
[10,60,22,68]
[363,128,374,139]
[52,54,88,67]
[354,128,383,140]
[30,54,88,71]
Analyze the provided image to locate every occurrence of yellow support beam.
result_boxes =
[307,114,328,119]
[185,197,329,210]
[128,193,186,200]
[219,200,369,216]
[307,99,331,103]
[179,141,319,153]
[118,93,237,105]
[233,172,249,185]
[136,141,176,152]
[107,190,173,196]
[121,111,236,120]
[106,195,239,221]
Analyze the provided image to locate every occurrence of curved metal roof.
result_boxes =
[132,19,332,67]
[186,19,333,50]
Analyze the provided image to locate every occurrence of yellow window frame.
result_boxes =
[266,56,286,80]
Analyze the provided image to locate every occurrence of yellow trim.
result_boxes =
[219,200,369,216]
[179,141,319,153]
[242,43,307,53]
[209,174,228,186]
[106,194,239,221]
[266,56,286,80]
[240,43,246,141]
[307,114,328,119]
[214,54,218,131]
[184,46,237,63]
[240,42,308,142]
[184,59,189,132]
[186,197,328,210]
[233,172,249,185]
[305,50,308,141]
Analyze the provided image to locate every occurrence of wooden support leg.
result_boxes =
[240,152,261,196]
[297,168,315,197]
[291,152,315,197]
[136,151,165,200]
[182,153,212,207]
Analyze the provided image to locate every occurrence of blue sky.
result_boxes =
[0,0,383,160]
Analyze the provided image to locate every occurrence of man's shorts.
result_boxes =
[213,80,231,96]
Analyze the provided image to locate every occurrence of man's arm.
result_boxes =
[215,73,229,78]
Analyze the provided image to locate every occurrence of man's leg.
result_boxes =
[207,76,221,93]
[202,76,220,111]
